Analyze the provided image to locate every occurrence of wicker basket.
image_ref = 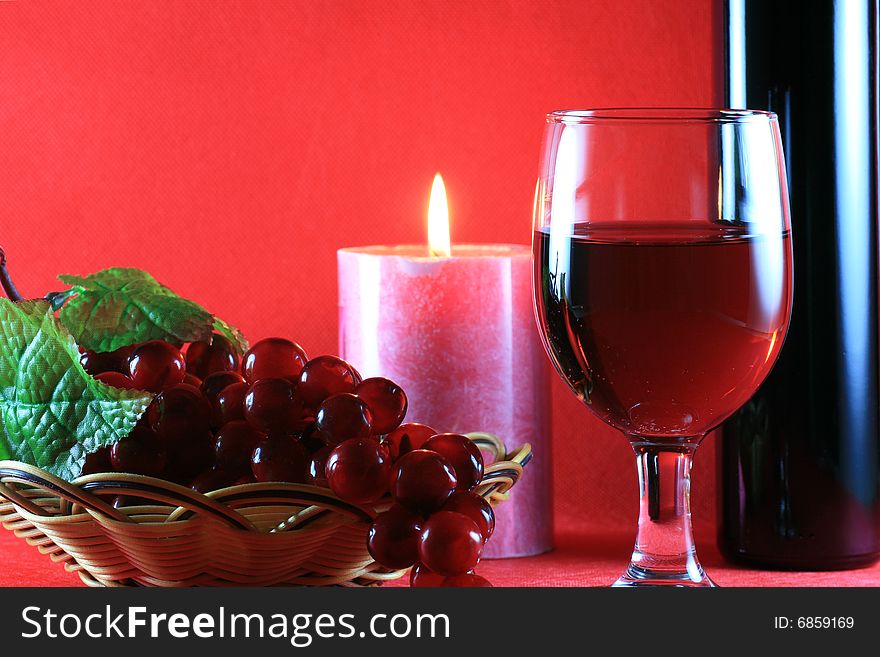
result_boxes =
[0,433,529,587]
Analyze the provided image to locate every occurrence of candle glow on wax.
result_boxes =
[428,173,452,258]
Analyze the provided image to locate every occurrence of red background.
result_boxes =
[0,0,739,582]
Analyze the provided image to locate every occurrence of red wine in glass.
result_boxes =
[534,223,792,438]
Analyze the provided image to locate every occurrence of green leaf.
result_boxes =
[56,268,246,355]
[0,299,154,480]
[212,316,249,357]
[0,415,9,461]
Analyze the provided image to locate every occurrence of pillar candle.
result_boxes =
[338,243,552,557]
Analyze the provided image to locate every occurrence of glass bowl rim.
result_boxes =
[546,108,777,124]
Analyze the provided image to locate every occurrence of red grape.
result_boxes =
[215,420,264,475]
[213,380,248,426]
[251,434,309,483]
[440,491,495,543]
[315,393,373,445]
[80,446,112,476]
[355,377,407,435]
[418,511,483,576]
[325,438,392,504]
[423,433,484,491]
[201,371,245,404]
[146,383,211,443]
[94,371,136,390]
[80,349,126,376]
[190,467,235,493]
[297,355,360,408]
[233,473,256,485]
[300,425,326,453]
[128,340,186,392]
[367,504,423,569]
[114,344,137,361]
[383,423,435,461]
[244,378,305,434]
[409,562,445,587]
[242,337,308,383]
[185,333,239,379]
[391,449,457,514]
[162,429,215,485]
[183,373,203,388]
[110,425,167,476]
[442,573,492,587]
[307,446,332,487]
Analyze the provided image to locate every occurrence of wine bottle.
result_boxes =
[718,0,880,569]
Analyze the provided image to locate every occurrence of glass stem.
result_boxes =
[615,438,714,587]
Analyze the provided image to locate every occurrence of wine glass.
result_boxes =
[532,109,793,586]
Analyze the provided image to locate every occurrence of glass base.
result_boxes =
[612,563,717,588]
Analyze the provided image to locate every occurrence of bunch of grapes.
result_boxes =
[80,334,494,587]
[336,426,495,588]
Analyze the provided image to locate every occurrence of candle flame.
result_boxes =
[428,173,451,258]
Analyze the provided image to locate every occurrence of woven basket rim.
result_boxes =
[0,433,531,586]
[0,433,529,530]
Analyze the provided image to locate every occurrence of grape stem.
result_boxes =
[0,246,24,301]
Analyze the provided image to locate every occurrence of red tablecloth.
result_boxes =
[3,528,878,588]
